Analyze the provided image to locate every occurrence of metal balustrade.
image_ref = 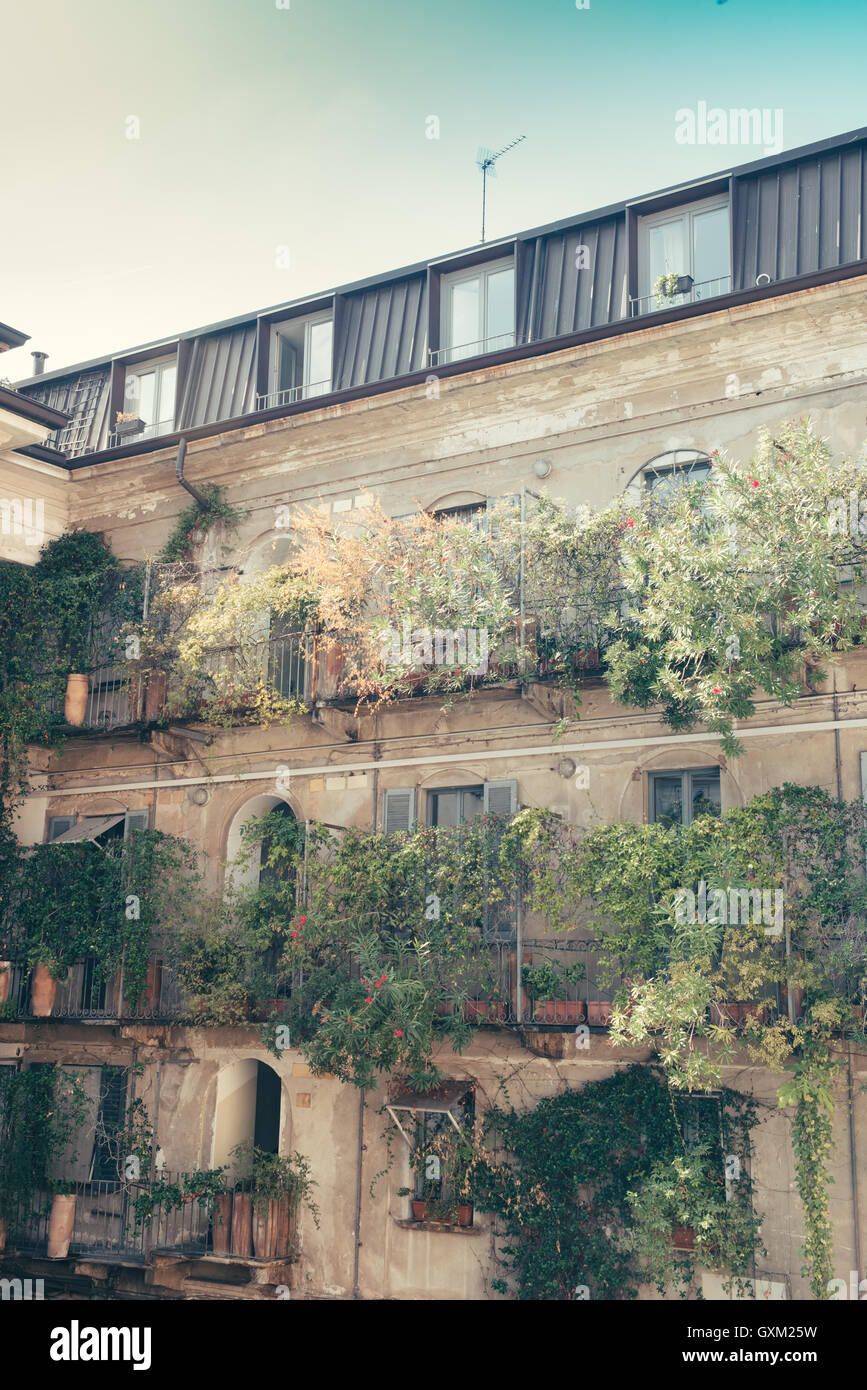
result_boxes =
[7,1174,213,1263]
[463,938,620,1027]
[629,274,732,318]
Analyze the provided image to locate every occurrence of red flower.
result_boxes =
[298,915,307,923]
[375,981,382,988]
[380,974,387,981]
[365,996,373,1003]
[626,518,634,529]
[617,522,624,529]
[291,931,299,938]
[751,480,759,488]
[394,1030,404,1037]
[712,686,722,694]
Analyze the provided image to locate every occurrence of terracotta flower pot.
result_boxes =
[456,1203,474,1228]
[410,1199,428,1222]
[0,1216,7,1254]
[46,1193,76,1258]
[64,673,90,726]
[230,1191,253,1257]
[463,1000,506,1024]
[253,1198,293,1259]
[31,964,58,1017]
[532,1000,584,1024]
[211,1193,233,1255]
[0,960,12,1004]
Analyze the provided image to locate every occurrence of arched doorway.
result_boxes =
[212,1059,283,1169]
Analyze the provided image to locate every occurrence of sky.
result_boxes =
[1,0,864,378]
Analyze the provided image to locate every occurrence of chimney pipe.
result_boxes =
[31,351,48,376]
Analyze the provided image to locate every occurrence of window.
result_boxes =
[439,257,515,363]
[46,810,149,844]
[268,312,333,406]
[428,785,484,827]
[91,1067,129,1182]
[123,357,177,439]
[643,450,712,503]
[432,501,488,527]
[635,196,730,315]
[386,1084,475,1226]
[649,768,721,828]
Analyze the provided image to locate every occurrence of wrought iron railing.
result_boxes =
[2,957,185,1021]
[7,1174,212,1263]
[464,938,620,1027]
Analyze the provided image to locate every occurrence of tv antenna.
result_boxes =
[476,135,526,244]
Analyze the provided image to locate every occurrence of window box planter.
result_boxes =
[463,999,507,1024]
[64,673,90,726]
[586,1000,612,1026]
[672,1225,696,1252]
[46,1193,76,1259]
[674,275,694,295]
[532,1000,585,1024]
[114,416,145,438]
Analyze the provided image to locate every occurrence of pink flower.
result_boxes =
[298,915,307,924]
[365,996,373,1003]
[712,686,722,694]
[290,931,299,938]
[394,1030,404,1037]
[751,480,759,488]
[626,518,634,529]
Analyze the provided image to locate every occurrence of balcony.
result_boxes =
[628,274,732,318]
[255,380,331,411]
[461,938,619,1028]
[1,956,185,1021]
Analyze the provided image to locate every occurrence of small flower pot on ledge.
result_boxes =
[410,1199,428,1222]
[674,275,694,295]
[456,1203,474,1228]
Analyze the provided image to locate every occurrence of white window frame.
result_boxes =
[636,195,731,309]
[123,356,177,439]
[270,311,333,404]
[439,256,515,364]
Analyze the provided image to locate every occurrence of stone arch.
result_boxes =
[224,790,299,893]
[211,1058,286,1169]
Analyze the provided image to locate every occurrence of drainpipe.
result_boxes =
[352,1088,365,1300]
[175,437,209,509]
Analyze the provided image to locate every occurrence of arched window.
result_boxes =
[213,1059,283,1166]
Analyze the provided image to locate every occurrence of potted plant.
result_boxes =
[523,959,586,1024]
[653,271,693,307]
[46,1181,77,1259]
[114,411,145,438]
[230,1141,319,1259]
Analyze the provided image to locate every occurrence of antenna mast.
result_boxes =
[476,135,526,244]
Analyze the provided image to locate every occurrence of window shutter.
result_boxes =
[483,781,517,817]
[125,810,150,838]
[47,816,75,842]
[383,788,416,834]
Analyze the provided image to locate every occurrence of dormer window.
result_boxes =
[265,311,333,408]
[122,356,177,440]
[633,196,730,316]
[438,257,515,364]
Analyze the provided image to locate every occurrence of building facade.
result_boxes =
[2,128,867,1300]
